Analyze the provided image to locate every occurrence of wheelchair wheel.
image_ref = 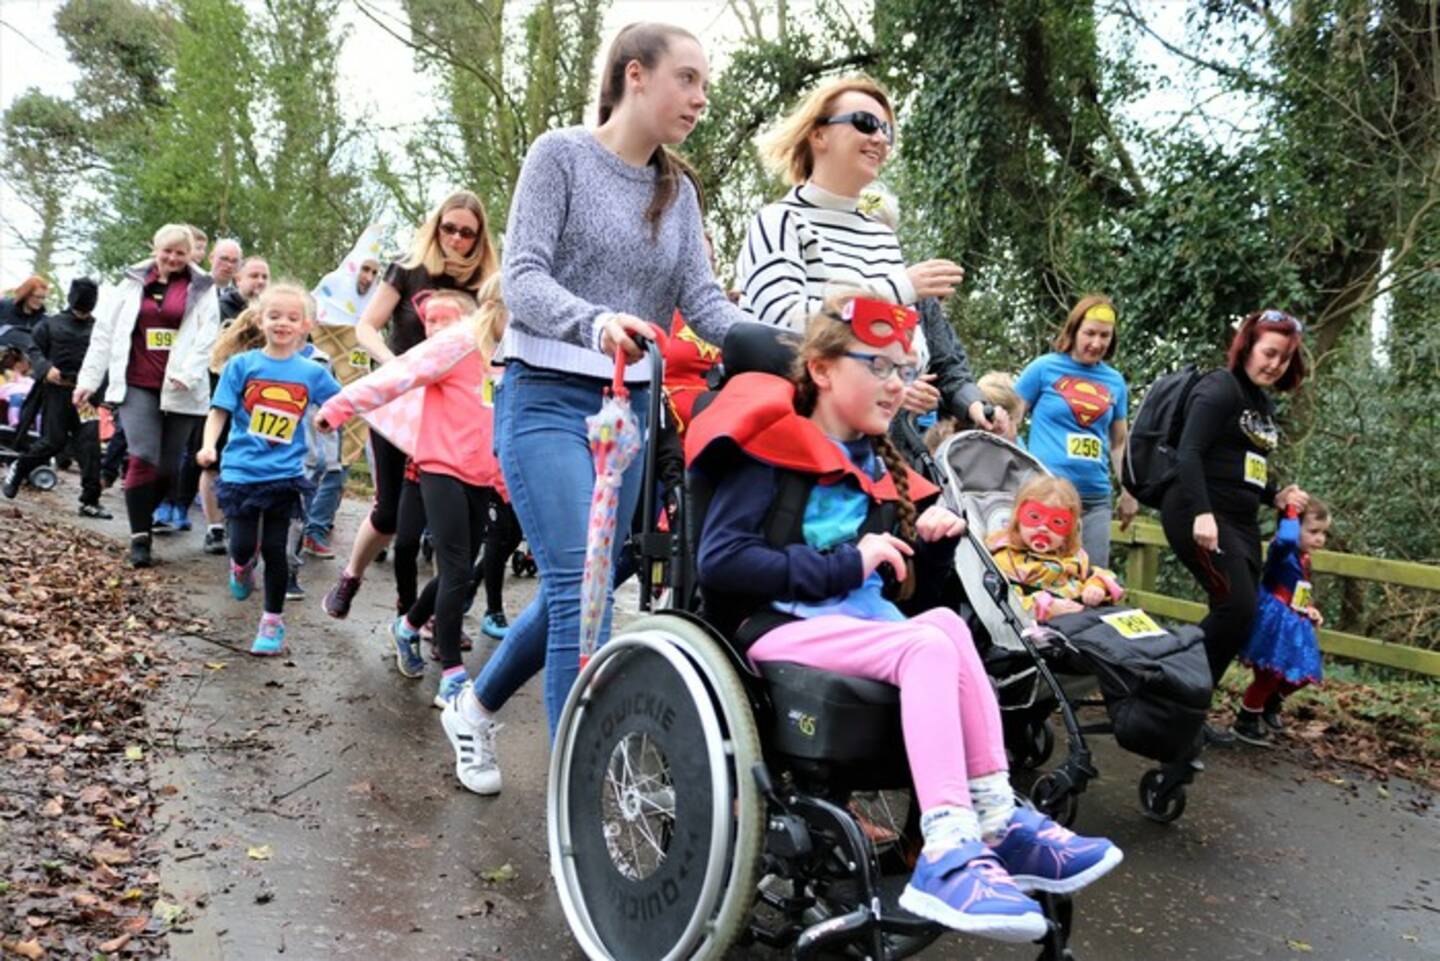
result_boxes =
[549,615,765,960]
[1010,718,1055,771]
[27,466,57,491]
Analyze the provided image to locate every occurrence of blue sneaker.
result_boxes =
[250,616,287,656]
[172,505,192,532]
[229,559,256,600]
[481,611,509,640]
[433,671,467,709]
[151,502,174,533]
[897,842,1047,943]
[390,616,425,679]
[988,807,1123,894]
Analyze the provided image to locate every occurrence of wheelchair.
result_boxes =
[546,330,1078,960]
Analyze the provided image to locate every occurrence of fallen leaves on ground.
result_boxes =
[0,509,202,956]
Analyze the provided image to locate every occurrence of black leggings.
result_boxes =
[13,384,101,505]
[1160,486,1262,685]
[229,504,292,615]
[367,431,409,535]
[407,473,485,670]
[470,487,521,615]
[392,477,426,613]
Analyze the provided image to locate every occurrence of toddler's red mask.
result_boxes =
[1017,500,1074,538]
[831,297,918,351]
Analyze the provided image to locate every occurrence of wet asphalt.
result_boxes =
[11,485,1439,961]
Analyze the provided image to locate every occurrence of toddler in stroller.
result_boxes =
[929,428,1214,824]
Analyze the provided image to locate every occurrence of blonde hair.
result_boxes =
[416,288,477,326]
[1054,294,1118,360]
[401,191,498,292]
[1004,475,1083,557]
[759,75,895,186]
[152,223,193,253]
[471,273,507,358]
[793,292,917,600]
[978,371,1024,422]
[211,305,264,372]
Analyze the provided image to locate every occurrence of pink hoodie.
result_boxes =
[318,323,504,495]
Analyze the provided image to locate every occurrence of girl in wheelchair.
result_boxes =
[691,295,1123,943]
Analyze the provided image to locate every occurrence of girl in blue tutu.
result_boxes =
[1231,499,1331,745]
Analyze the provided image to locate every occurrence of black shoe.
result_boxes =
[128,535,153,569]
[203,525,227,556]
[1202,723,1236,748]
[285,570,305,601]
[1262,694,1286,732]
[79,503,113,519]
[1230,710,1273,748]
[2,464,20,500]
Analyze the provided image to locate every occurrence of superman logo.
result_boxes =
[242,379,310,418]
[1053,376,1112,428]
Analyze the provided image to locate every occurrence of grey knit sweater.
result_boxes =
[499,127,747,381]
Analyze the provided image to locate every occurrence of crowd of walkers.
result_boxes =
[0,19,1333,944]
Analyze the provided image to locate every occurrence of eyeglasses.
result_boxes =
[819,111,894,146]
[842,351,920,385]
[1257,309,1304,333]
[439,222,479,241]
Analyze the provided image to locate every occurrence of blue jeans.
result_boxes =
[304,466,348,544]
[473,362,650,736]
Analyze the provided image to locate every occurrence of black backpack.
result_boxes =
[1121,364,1206,508]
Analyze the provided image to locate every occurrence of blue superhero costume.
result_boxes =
[1238,509,1323,686]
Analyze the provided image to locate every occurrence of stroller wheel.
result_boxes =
[1138,769,1188,823]
[1030,773,1079,827]
[28,466,58,491]
[1012,719,1055,771]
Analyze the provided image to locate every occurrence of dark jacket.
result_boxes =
[219,286,248,323]
[26,309,96,384]
[0,296,46,333]
[919,297,983,417]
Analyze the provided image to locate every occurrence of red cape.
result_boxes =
[684,372,938,503]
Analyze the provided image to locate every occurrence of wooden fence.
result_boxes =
[1111,520,1440,678]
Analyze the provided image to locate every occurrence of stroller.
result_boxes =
[922,426,1213,824]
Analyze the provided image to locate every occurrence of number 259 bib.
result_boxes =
[249,404,299,444]
[1066,432,1103,462]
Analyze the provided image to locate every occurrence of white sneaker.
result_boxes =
[440,689,502,795]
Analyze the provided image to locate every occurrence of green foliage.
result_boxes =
[0,91,90,274]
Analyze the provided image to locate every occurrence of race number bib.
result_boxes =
[349,348,370,369]
[1244,451,1268,488]
[1066,432,1103,462]
[1291,580,1313,612]
[248,404,299,445]
[145,328,176,351]
[480,376,495,408]
[1100,608,1166,640]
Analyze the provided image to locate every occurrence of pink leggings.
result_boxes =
[748,607,1007,810]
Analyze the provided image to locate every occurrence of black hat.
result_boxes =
[68,277,99,314]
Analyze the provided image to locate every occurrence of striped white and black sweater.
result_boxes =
[735,182,919,333]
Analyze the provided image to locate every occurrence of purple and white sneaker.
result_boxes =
[898,842,1047,943]
[988,807,1123,894]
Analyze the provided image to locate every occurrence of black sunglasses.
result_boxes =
[819,111,894,146]
[439,222,478,241]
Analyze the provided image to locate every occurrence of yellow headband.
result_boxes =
[1082,304,1116,325]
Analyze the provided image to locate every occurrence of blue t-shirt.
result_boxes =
[213,349,342,485]
[1015,352,1128,498]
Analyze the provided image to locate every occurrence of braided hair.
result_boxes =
[793,295,918,599]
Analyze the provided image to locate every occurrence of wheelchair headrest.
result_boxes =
[721,322,800,380]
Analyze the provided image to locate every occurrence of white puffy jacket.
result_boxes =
[77,261,221,416]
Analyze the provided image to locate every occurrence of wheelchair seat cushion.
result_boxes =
[758,661,905,766]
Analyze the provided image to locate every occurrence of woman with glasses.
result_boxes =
[1012,294,1138,568]
[322,191,499,620]
[1160,310,1310,738]
[736,77,1000,435]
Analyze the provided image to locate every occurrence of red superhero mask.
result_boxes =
[1017,500,1074,538]
[830,297,918,351]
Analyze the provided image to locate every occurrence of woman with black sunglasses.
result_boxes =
[737,76,1001,434]
[1159,310,1310,741]
[322,191,499,621]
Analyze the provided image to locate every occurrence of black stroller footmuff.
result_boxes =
[1045,608,1212,763]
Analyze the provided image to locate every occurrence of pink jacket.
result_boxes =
[319,324,505,494]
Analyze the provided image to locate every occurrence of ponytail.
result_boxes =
[873,433,917,602]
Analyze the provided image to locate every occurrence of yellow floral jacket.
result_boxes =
[987,532,1125,621]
